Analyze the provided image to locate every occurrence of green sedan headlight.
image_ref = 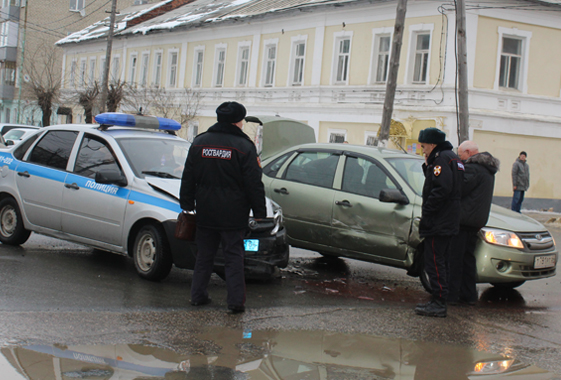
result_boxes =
[480,228,524,249]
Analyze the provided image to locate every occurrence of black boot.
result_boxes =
[415,298,447,318]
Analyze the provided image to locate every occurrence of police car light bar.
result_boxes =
[94,112,181,131]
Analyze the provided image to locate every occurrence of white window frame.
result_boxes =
[129,53,138,85]
[369,27,393,84]
[79,58,87,87]
[69,59,77,87]
[139,52,149,87]
[88,57,96,85]
[327,128,347,143]
[405,24,434,85]
[235,41,251,87]
[331,31,353,85]
[262,38,278,87]
[192,46,205,88]
[0,22,8,47]
[69,0,84,11]
[167,50,179,88]
[288,35,307,87]
[213,43,227,88]
[111,55,120,82]
[99,57,105,82]
[365,131,378,146]
[494,27,531,94]
[153,51,162,87]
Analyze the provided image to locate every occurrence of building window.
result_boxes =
[193,48,204,87]
[237,45,250,87]
[111,56,120,81]
[373,34,391,83]
[328,129,347,143]
[365,132,378,146]
[331,32,353,85]
[129,55,137,85]
[88,58,96,85]
[79,59,87,87]
[99,57,105,82]
[139,53,149,87]
[69,0,84,11]
[168,51,178,87]
[291,41,306,86]
[153,52,162,87]
[263,44,277,87]
[412,34,430,84]
[214,46,226,87]
[499,37,522,89]
[0,22,7,47]
[1,61,15,86]
[69,60,77,87]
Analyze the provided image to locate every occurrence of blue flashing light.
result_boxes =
[94,112,181,131]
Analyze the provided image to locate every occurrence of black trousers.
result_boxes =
[423,236,452,301]
[448,228,478,303]
[191,227,246,307]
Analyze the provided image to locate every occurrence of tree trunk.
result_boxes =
[42,106,51,127]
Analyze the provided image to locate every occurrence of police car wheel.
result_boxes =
[133,224,173,281]
[0,197,31,246]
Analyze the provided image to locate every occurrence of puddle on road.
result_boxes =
[0,328,557,380]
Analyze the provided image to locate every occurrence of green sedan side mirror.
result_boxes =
[379,189,409,205]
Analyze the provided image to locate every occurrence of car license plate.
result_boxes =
[534,255,556,269]
[244,239,259,252]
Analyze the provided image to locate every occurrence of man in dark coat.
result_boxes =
[448,141,500,305]
[511,151,529,213]
[180,101,266,314]
[416,128,464,318]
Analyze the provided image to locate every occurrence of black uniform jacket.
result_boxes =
[460,152,500,230]
[420,141,464,237]
[179,121,267,230]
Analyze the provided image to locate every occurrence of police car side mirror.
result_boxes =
[5,140,14,146]
[95,169,128,187]
[379,189,409,205]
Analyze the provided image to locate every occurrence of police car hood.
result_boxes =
[487,204,546,232]
[145,177,275,216]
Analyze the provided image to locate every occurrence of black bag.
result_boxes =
[175,211,196,241]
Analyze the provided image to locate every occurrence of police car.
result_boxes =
[0,113,288,281]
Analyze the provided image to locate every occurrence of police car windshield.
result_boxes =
[385,157,424,196]
[117,137,190,179]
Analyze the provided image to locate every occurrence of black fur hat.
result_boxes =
[418,128,446,144]
[216,101,247,124]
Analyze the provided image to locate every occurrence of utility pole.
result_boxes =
[378,0,407,148]
[16,0,29,123]
[99,0,118,113]
[456,0,470,143]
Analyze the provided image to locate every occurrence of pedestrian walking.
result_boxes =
[511,151,529,213]
[415,128,464,318]
[179,101,267,314]
[448,141,499,306]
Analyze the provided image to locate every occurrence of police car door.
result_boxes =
[15,130,78,231]
[61,134,129,247]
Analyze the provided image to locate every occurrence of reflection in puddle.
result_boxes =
[0,328,556,380]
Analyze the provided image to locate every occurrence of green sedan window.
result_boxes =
[284,151,339,188]
[386,157,424,196]
[342,156,396,198]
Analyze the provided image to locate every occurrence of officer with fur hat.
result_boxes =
[415,128,464,317]
[180,101,266,314]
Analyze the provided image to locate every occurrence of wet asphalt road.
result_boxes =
[0,211,561,377]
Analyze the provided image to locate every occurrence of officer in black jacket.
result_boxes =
[448,141,500,305]
[180,101,266,314]
[415,128,464,318]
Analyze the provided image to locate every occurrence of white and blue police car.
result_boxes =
[0,113,288,280]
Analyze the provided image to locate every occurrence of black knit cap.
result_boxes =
[216,101,247,124]
[418,127,446,144]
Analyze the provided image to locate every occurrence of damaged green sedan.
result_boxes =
[261,143,557,291]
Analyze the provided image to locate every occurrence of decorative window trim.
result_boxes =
[213,43,227,88]
[287,35,308,87]
[261,38,278,87]
[167,49,179,88]
[235,41,252,87]
[494,27,532,94]
[331,30,353,85]
[404,23,434,85]
[369,27,393,85]
[192,45,205,88]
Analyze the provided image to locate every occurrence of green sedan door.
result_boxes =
[331,154,414,265]
[268,151,340,248]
